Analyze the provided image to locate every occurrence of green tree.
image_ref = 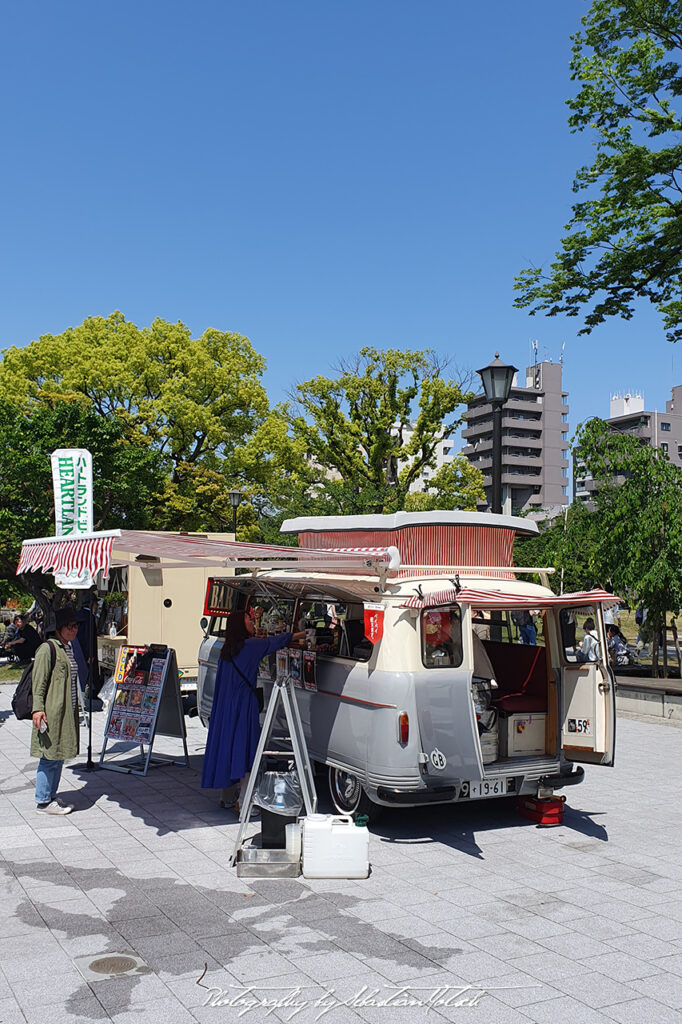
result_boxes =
[0,312,271,530]
[514,502,602,594]
[250,347,482,531]
[574,417,682,674]
[514,0,682,342]
[0,398,168,605]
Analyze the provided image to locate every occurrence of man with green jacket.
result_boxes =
[31,607,81,815]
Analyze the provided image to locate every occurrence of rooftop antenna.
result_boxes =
[560,340,565,365]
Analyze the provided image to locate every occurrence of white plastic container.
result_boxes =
[285,821,302,858]
[302,814,369,879]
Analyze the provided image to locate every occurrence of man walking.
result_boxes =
[31,607,80,815]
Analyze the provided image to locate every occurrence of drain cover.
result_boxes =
[89,955,139,975]
[73,952,150,982]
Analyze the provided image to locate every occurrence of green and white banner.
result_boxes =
[50,448,94,589]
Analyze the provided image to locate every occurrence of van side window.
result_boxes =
[249,597,296,635]
[421,607,463,668]
[296,599,372,662]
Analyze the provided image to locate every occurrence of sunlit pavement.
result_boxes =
[1,689,681,1024]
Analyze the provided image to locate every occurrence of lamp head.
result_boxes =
[476,353,518,405]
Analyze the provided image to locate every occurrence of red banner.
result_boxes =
[364,603,385,644]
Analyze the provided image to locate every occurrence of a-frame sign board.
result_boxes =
[99,644,189,775]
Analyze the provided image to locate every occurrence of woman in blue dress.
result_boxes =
[201,608,304,811]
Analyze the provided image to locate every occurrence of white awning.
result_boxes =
[399,587,620,610]
[16,530,401,581]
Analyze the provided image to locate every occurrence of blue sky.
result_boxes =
[1,1,677,439]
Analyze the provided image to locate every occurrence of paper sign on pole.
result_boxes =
[50,448,94,589]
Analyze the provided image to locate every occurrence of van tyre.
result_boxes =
[328,767,382,822]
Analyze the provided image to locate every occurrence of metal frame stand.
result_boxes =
[230,674,317,867]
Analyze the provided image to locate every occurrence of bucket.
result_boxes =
[302,814,369,879]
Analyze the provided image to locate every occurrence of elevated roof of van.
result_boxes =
[280,511,539,537]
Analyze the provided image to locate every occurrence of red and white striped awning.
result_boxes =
[400,587,620,610]
[16,530,401,581]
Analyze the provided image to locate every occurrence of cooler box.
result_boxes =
[505,713,546,756]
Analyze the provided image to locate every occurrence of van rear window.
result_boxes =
[421,607,463,668]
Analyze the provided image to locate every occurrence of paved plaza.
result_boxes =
[1,689,681,1024]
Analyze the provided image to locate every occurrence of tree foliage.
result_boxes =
[514,502,602,594]
[573,419,682,640]
[254,347,483,529]
[0,398,167,601]
[514,0,682,342]
[0,312,270,530]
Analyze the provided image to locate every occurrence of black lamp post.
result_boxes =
[476,354,517,514]
[227,490,243,536]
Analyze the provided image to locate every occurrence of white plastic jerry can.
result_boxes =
[302,814,370,879]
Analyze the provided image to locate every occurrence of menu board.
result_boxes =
[105,645,167,747]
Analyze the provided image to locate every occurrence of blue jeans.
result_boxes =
[519,624,537,646]
[35,758,63,805]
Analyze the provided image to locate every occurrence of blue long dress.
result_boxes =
[201,634,293,790]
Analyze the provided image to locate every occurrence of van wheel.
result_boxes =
[328,767,382,822]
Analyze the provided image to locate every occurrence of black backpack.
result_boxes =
[11,640,57,720]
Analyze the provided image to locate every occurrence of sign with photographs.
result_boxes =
[100,644,188,776]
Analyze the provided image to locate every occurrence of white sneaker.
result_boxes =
[36,800,74,815]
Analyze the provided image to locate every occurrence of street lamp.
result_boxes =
[227,489,243,536]
[476,354,517,515]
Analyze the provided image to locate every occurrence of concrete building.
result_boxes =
[461,360,570,514]
[574,385,682,502]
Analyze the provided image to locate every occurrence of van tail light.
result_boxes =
[398,712,409,744]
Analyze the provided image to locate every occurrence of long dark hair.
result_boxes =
[220,611,251,661]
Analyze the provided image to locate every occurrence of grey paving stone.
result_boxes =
[566,916,639,941]
[599,996,682,1023]
[507,950,592,982]
[605,932,678,961]
[629,971,682,1009]
[535,932,614,959]
[0,996,25,1024]
[581,952,660,982]
[474,971,561,1009]
[551,971,642,1009]
[21,992,111,1023]
[227,949,298,982]
[634,915,682,941]
[290,949,368,983]
[88,972,173,1011]
[470,934,551,961]
[108,994,199,1024]
[521,996,619,1024]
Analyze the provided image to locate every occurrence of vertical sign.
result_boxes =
[363,603,385,644]
[50,448,94,589]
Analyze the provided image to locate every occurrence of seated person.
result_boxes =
[5,615,41,662]
[606,623,630,666]
[576,617,601,663]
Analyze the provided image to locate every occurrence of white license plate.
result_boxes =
[469,779,508,798]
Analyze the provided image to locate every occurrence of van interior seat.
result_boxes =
[482,640,548,713]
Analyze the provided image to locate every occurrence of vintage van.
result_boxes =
[197,511,616,817]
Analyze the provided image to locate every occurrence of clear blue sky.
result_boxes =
[1,1,676,437]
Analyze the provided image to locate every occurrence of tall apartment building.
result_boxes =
[461,360,570,514]
[574,386,682,502]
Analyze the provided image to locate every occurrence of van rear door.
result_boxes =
[561,611,616,766]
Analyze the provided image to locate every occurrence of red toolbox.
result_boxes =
[517,795,565,826]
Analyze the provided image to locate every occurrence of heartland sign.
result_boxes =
[50,448,94,589]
